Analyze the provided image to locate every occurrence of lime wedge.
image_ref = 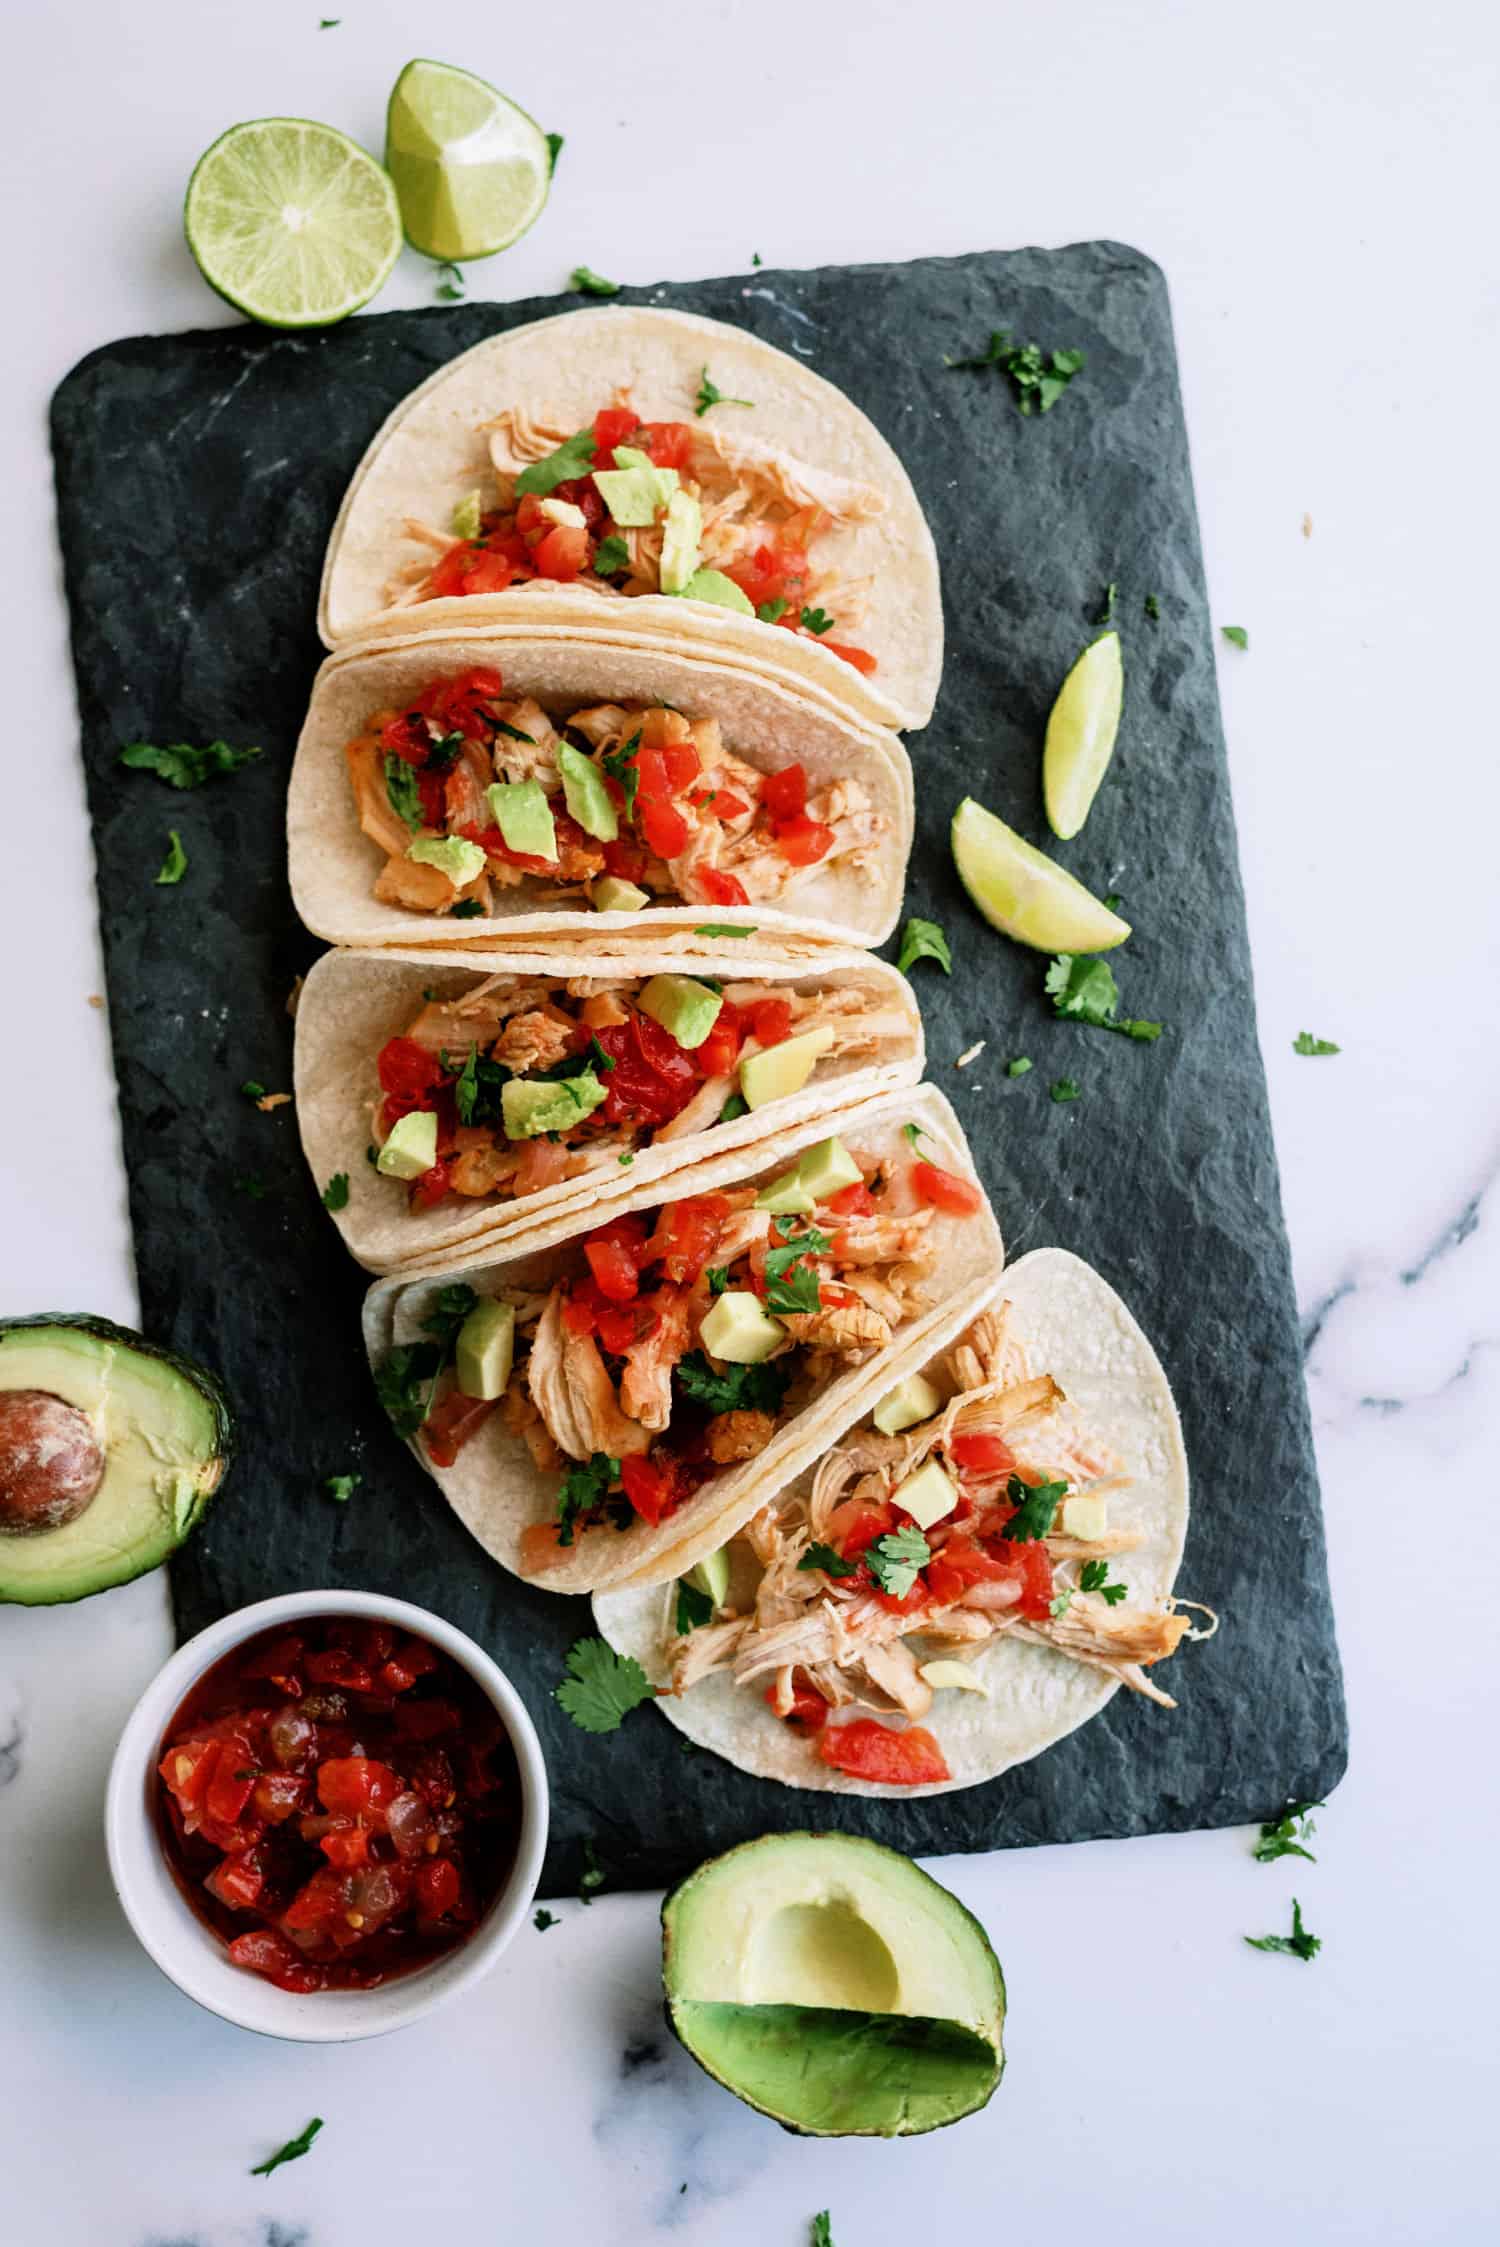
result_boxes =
[951,798,1130,953]
[1043,631,1123,840]
[184,119,402,328]
[386,59,551,261]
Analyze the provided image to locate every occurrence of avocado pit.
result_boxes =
[0,1389,105,1533]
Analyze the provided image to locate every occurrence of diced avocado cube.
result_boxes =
[593,452,679,526]
[591,875,650,913]
[679,568,754,615]
[739,1025,835,1111]
[539,496,588,529]
[376,1109,438,1181]
[659,489,703,595]
[502,1072,606,1141]
[918,1659,988,1696]
[1060,1491,1109,1541]
[556,741,618,842]
[407,834,487,886]
[486,779,557,862]
[685,1545,731,1608]
[891,1458,960,1533]
[872,1372,944,1437]
[638,974,723,1051]
[455,1299,515,1401]
[451,489,483,541]
[700,1291,786,1365]
[794,1137,864,1202]
[754,1166,816,1217]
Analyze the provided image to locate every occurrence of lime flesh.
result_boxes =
[1043,631,1124,840]
[184,119,402,328]
[386,59,550,260]
[951,798,1130,953]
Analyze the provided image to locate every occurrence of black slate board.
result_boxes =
[51,245,1346,1896]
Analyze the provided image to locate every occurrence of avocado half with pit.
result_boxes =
[0,1315,232,1605]
[662,1833,1004,2136]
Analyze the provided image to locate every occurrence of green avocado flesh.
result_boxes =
[662,1832,1004,2137]
[0,1316,231,1606]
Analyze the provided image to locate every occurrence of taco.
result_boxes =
[287,629,913,953]
[318,305,942,733]
[593,1250,1208,1795]
[362,1088,999,1597]
[295,945,923,1274]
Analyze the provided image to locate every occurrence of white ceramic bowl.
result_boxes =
[105,1589,548,2042]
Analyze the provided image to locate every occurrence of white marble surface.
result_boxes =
[2,1,1496,2240]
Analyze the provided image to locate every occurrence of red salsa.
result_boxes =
[154,1615,521,1993]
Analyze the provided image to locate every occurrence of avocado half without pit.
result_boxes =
[0,1316,232,1605]
[662,1833,1005,2137]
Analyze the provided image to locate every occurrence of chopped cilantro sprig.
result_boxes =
[556,1637,654,1734]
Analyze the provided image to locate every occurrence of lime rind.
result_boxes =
[386,58,551,262]
[951,797,1130,954]
[1043,631,1124,841]
[184,118,402,329]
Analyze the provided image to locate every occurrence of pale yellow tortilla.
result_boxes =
[287,626,914,953]
[295,944,924,1275]
[361,1086,1000,1597]
[317,305,942,732]
[593,1249,1192,1793]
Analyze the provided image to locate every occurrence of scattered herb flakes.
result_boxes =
[323,1472,361,1504]
[571,265,619,296]
[119,738,262,788]
[896,916,952,977]
[1001,1473,1068,1542]
[947,330,1085,415]
[579,1837,607,1901]
[617,1152,634,1167]
[1095,580,1117,625]
[1254,1799,1321,1865]
[1079,1557,1128,1605]
[592,533,630,577]
[321,1172,350,1211]
[1293,1031,1340,1056]
[1006,1057,1033,1078]
[695,366,753,415]
[534,1906,559,1931]
[240,1079,266,1104]
[811,2217,835,2247]
[1245,1898,1321,1962]
[752,251,763,267]
[677,1351,788,1416]
[555,1451,619,1547]
[450,898,485,919]
[694,922,756,938]
[1144,594,1161,620]
[1045,953,1162,1042]
[798,1541,859,1579]
[1221,625,1250,651]
[516,426,600,499]
[250,2117,323,2178]
[1102,891,1124,913]
[601,729,643,816]
[556,1638,655,1735]
[383,752,424,832]
[706,1267,732,1295]
[719,1092,748,1123]
[374,1342,441,1438]
[546,131,565,174]
[435,261,465,302]
[319,16,340,26]
[901,1121,930,1149]
[155,830,188,885]
[1050,1078,1081,1104]
[675,1579,715,1634]
[757,597,789,625]
[800,606,835,636]
[865,1522,932,1599]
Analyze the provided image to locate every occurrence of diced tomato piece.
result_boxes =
[1008,1538,1055,1621]
[532,523,590,581]
[227,1929,321,1992]
[694,867,750,908]
[947,1431,1016,1476]
[638,796,691,859]
[749,997,794,1048]
[638,420,694,470]
[422,1389,496,1469]
[620,1452,676,1526]
[380,709,433,766]
[377,1036,446,1107]
[410,1161,451,1210]
[594,1014,699,1128]
[694,1000,744,1079]
[647,1193,729,1283]
[585,1237,641,1303]
[281,1865,351,1935]
[773,813,836,867]
[635,741,702,799]
[826,1498,894,1561]
[592,405,640,463]
[817,1720,950,1786]
[319,1825,372,1870]
[758,763,808,821]
[709,792,749,821]
[427,543,523,599]
[251,1773,308,1824]
[601,834,650,883]
[416,1857,463,1919]
[316,1757,404,1820]
[765,1671,828,1731]
[159,1737,219,1819]
[825,1180,876,1218]
[587,1211,651,1261]
[911,1160,985,1216]
[205,1744,257,1828]
[824,640,878,675]
[205,1849,264,1911]
[304,1649,375,1694]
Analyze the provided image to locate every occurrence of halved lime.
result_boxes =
[1043,631,1123,840]
[951,798,1130,953]
[184,119,402,328]
[386,59,551,261]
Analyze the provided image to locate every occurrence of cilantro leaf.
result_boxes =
[241,1080,266,1102]
[556,1637,655,1734]
[800,606,835,636]
[1144,593,1161,620]
[592,534,630,577]
[719,1092,748,1122]
[546,132,565,175]
[798,1541,859,1580]
[1050,1078,1080,1103]
[534,1906,558,1931]
[556,1451,620,1546]
[1079,1557,1127,1604]
[902,1120,930,1149]
[694,923,755,938]
[947,331,1085,415]
[119,739,262,789]
[865,1522,931,1599]
[675,1579,715,1634]
[1094,580,1117,625]
[1001,1473,1068,1542]
[1045,953,1162,1042]
[450,898,485,919]
[374,1342,443,1438]
[811,2217,835,2247]
[250,2117,323,2177]
[757,597,789,624]
[695,366,753,415]
[383,752,424,833]
[676,1352,788,1415]
[706,1267,732,1294]
[1221,625,1250,651]
[571,265,619,296]
[426,729,465,772]
[321,1173,350,1211]
[601,730,643,817]
[896,916,952,978]
[423,1284,478,1347]
[1253,1799,1321,1865]
[155,830,187,886]
[1245,1898,1321,1962]
[1006,1057,1033,1077]
[492,717,536,744]
[515,427,599,499]
[1293,1031,1340,1056]
[762,1225,831,1316]
[323,1472,360,1504]
[435,262,465,302]
[579,1837,606,1898]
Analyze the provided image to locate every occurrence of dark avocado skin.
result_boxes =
[0,1314,233,1606]
[661,1831,1006,2138]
